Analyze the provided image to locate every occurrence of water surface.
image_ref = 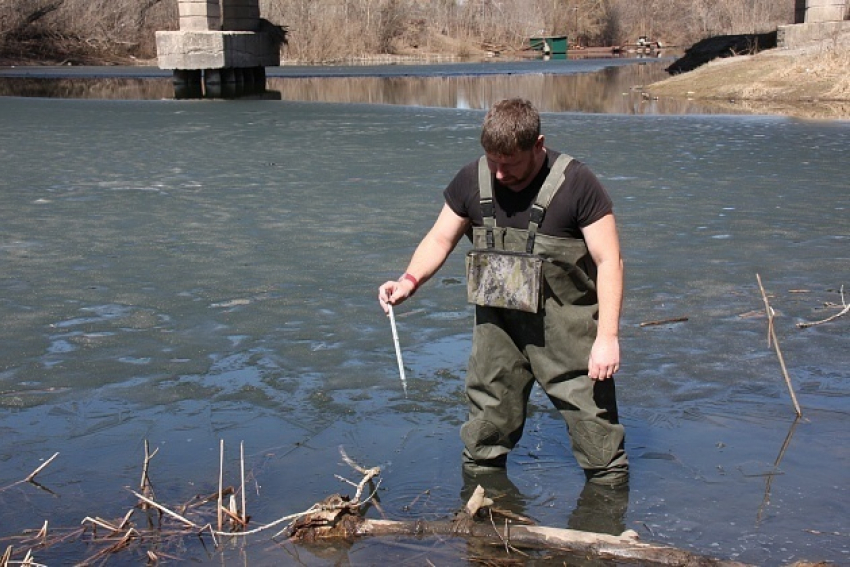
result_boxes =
[0,78,847,565]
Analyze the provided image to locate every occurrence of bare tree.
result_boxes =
[0,0,802,63]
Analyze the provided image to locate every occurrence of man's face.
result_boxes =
[485,137,544,192]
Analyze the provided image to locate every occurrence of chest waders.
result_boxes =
[461,154,628,486]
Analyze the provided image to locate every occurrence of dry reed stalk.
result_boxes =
[117,509,133,530]
[240,441,247,524]
[81,516,121,532]
[81,511,134,535]
[0,453,60,493]
[134,487,321,538]
[139,440,159,504]
[221,504,248,529]
[217,440,224,532]
[17,526,85,554]
[72,443,376,561]
[0,556,46,567]
[130,490,200,529]
[10,549,48,567]
[80,528,139,564]
[24,453,59,483]
[203,524,218,547]
[756,274,802,417]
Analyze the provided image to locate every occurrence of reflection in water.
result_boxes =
[460,466,528,518]
[173,81,283,100]
[266,64,729,115]
[757,417,801,525]
[460,464,629,536]
[0,77,174,100]
[0,62,734,115]
[567,481,629,536]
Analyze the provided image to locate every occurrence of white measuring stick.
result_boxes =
[387,304,408,394]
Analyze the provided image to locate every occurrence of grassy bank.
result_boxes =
[647,31,850,119]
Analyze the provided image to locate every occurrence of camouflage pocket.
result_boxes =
[466,249,544,313]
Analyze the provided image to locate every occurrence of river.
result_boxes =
[0,59,848,566]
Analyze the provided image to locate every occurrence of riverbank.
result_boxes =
[3,32,849,120]
[647,31,850,120]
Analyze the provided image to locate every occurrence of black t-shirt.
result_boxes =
[443,150,613,240]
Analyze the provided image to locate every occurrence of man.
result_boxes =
[378,98,628,487]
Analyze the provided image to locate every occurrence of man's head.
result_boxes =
[481,98,541,154]
[480,98,546,192]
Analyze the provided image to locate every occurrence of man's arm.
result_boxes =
[378,203,470,313]
[581,213,624,380]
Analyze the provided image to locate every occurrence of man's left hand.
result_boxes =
[588,336,620,381]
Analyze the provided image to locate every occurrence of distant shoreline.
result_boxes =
[2,46,848,121]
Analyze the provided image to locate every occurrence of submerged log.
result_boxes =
[289,488,751,566]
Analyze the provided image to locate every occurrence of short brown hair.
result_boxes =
[480,98,541,155]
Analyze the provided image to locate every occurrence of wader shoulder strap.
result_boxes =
[526,153,573,253]
[477,156,496,248]
[476,153,574,252]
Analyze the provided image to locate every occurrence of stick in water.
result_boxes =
[387,304,408,395]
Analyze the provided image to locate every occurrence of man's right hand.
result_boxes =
[378,278,415,314]
[377,203,469,315]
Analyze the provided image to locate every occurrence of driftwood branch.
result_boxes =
[797,285,848,328]
[756,274,802,417]
[358,518,748,564]
[639,316,688,327]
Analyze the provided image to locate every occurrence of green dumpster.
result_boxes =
[529,35,568,55]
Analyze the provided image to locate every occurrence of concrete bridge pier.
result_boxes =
[780,0,850,47]
[155,0,283,98]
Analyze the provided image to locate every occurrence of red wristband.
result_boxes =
[400,273,419,292]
